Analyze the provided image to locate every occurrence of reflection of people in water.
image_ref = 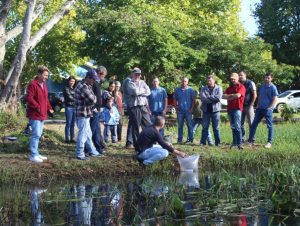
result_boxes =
[97,184,123,226]
[30,188,46,226]
[67,185,93,226]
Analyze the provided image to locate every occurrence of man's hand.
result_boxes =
[174,149,187,158]
[49,109,54,114]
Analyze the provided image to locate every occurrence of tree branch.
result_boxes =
[28,0,77,51]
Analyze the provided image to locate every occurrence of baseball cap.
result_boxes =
[86,69,98,80]
[132,67,141,74]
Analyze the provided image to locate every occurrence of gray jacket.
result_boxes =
[126,79,150,108]
[200,85,222,112]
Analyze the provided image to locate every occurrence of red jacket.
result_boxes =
[225,83,246,111]
[26,78,52,120]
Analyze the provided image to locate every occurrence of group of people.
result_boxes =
[25,65,278,165]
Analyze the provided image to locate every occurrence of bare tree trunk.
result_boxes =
[0,0,77,111]
[0,0,36,111]
[0,0,13,81]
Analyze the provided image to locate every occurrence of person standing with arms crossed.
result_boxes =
[223,73,246,149]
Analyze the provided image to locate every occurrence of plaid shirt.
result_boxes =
[75,80,96,117]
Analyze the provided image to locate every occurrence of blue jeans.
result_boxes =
[201,112,221,145]
[65,106,75,141]
[76,117,99,158]
[249,108,274,143]
[104,125,117,142]
[150,112,165,136]
[228,110,242,146]
[191,118,212,144]
[138,145,169,165]
[90,111,102,152]
[177,111,193,142]
[29,119,44,158]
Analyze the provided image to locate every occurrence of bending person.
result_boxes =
[135,116,187,166]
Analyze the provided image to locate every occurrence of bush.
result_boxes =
[0,110,27,134]
[280,105,297,121]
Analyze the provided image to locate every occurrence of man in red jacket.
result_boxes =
[223,73,246,149]
[26,66,53,163]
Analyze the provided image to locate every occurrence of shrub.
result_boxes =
[0,109,27,134]
[280,105,297,121]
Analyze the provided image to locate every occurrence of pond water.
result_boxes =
[0,171,299,225]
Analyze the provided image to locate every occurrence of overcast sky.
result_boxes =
[240,0,261,36]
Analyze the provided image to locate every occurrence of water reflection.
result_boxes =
[1,173,300,225]
[30,188,46,225]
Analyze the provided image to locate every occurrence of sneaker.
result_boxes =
[38,155,48,160]
[70,140,76,143]
[184,140,193,145]
[76,156,89,160]
[90,153,104,157]
[238,145,244,150]
[126,144,134,149]
[265,142,272,148]
[30,156,43,163]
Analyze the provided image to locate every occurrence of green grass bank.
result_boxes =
[1,111,300,185]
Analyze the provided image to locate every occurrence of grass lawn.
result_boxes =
[1,110,300,186]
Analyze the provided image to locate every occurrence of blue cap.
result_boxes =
[86,69,98,80]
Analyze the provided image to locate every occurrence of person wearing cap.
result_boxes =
[173,77,196,144]
[148,77,168,136]
[26,66,53,163]
[200,75,222,146]
[75,70,102,160]
[126,67,152,145]
[88,66,107,154]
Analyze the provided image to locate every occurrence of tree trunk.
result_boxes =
[0,0,13,81]
[0,0,36,111]
[0,0,77,111]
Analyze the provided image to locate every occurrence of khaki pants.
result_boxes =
[241,105,255,141]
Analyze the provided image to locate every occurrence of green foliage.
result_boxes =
[0,110,27,134]
[254,0,300,67]
[280,104,297,121]
[78,0,296,91]
[4,0,86,85]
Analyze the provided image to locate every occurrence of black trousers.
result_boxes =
[128,105,152,145]
[117,116,122,141]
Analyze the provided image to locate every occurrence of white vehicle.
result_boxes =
[275,90,300,112]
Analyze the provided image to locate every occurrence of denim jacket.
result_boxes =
[200,85,222,112]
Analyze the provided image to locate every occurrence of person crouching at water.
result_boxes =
[135,116,187,166]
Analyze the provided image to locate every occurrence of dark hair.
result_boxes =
[239,70,247,75]
[68,75,77,82]
[109,81,115,86]
[207,74,215,80]
[265,72,273,77]
[154,116,165,127]
[37,66,49,75]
